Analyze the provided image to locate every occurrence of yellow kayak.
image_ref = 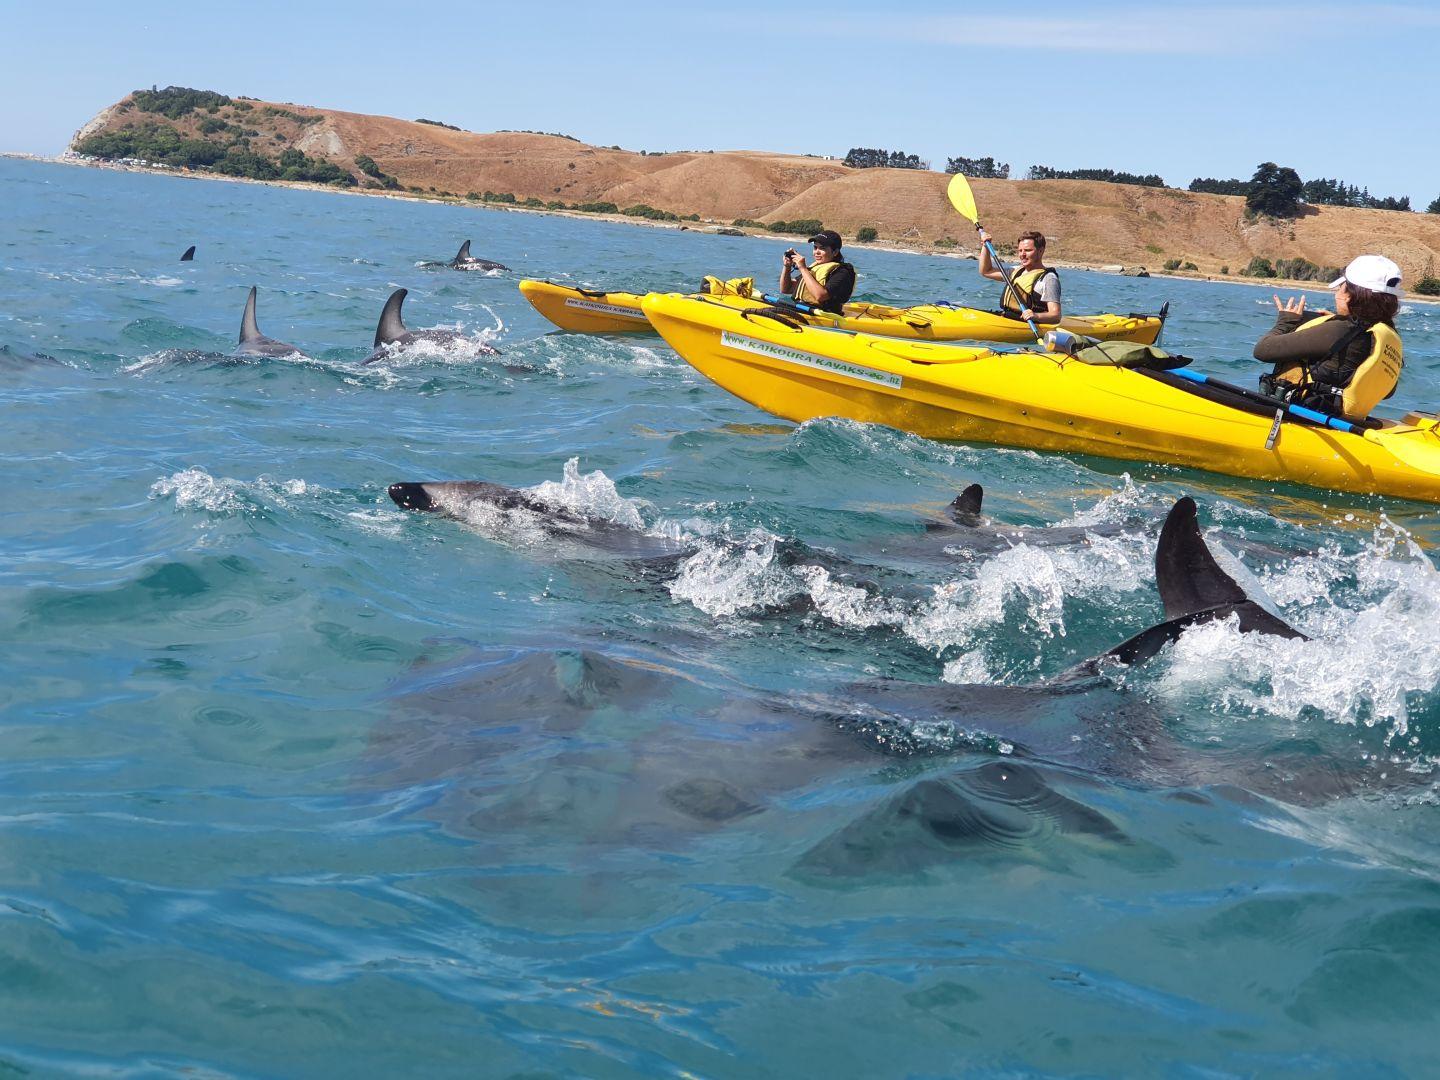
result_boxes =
[641,292,1440,504]
[519,279,1164,345]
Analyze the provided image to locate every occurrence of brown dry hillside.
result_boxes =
[71,90,1440,287]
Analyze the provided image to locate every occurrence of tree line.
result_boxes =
[1192,164,1420,214]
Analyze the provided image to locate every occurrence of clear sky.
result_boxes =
[4,0,1436,205]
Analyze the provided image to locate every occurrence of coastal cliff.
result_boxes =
[70,88,1440,288]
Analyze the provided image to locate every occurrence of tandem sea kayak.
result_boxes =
[641,292,1440,504]
[519,279,1165,345]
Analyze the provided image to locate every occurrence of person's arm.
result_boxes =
[791,257,827,304]
[779,251,797,297]
[1253,295,1343,363]
[976,227,1004,281]
[1027,300,1062,325]
[824,264,856,308]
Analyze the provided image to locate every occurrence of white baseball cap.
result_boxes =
[1330,254,1403,296]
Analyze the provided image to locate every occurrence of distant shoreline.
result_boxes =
[8,152,1434,304]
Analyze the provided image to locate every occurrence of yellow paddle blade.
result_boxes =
[946,173,979,223]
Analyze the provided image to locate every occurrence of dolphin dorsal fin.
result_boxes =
[454,240,471,262]
[949,483,984,523]
[375,288,409,346]
[180,245,195,262]
[1154,497,1248,619]
[240,286,261,344]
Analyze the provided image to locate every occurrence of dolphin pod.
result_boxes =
[364,489,1377,882]
[386,473,1301,680]
[223,287,501,362]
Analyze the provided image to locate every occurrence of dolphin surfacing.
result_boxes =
[366,288,499,362]
[387,480,692,561]
[237,287,308,358]
[449,240,508,272]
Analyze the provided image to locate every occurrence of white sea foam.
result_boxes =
[149,468,319,515]
[527,457,647,530]
[1157,520,1440,735]
[667,535,802,617]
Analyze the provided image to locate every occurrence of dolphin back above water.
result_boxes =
[238,287,308,358]
[1057,495,1305,681]
[450,240,508,272]
[366,288,499,362]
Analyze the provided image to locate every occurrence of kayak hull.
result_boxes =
[518,280,653,334]
[641,292,1440,504]
[519,279,1163,344]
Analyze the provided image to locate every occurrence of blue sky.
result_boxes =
[4,0,1437,205]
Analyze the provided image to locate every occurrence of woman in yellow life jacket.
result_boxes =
[977,228,1062,325]
[780,230,856,315]
[1253,254,1404,422]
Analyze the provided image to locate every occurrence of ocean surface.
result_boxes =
[4,156,1440,1078]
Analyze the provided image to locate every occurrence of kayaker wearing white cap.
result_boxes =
[1253,254,1404,421]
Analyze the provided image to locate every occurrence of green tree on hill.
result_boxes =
[844,148,926,170]
[945,156,1009,179]
[1189,177,1249,196]
[130,86,232,119]
[1245,162,1303,218]
[1027,166,1164,187]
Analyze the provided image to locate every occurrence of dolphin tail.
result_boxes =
[453,240,471,263]
[240,286,262,345]
[375,288,409,347]
[180,245,195,262]
[949,483,984,524]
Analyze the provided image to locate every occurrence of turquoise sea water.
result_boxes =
[4,156,1440,1077]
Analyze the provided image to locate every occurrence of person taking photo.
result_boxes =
[780,229,856,315]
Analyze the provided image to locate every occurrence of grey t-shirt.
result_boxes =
[1031,270,1061,306]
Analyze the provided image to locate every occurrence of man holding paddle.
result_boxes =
[977,227,1063,326]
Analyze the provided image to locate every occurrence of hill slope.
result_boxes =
[70,88,1440,288]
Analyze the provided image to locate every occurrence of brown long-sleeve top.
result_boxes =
[1253,312,1374,389]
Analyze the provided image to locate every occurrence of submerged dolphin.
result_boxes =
[832,497,1340,803]
[448,240,507,272]
[386,478,905,590]
[387,480,693,561]
[237,287,308,358]
[365,288,499,362]
[180,245,195,262]
[361,499,1394,886]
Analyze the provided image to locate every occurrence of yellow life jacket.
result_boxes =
[1000,266,1057,316]
[1274,314,1403,420]
[795,259,844,307]
[1342,320,1402,420]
